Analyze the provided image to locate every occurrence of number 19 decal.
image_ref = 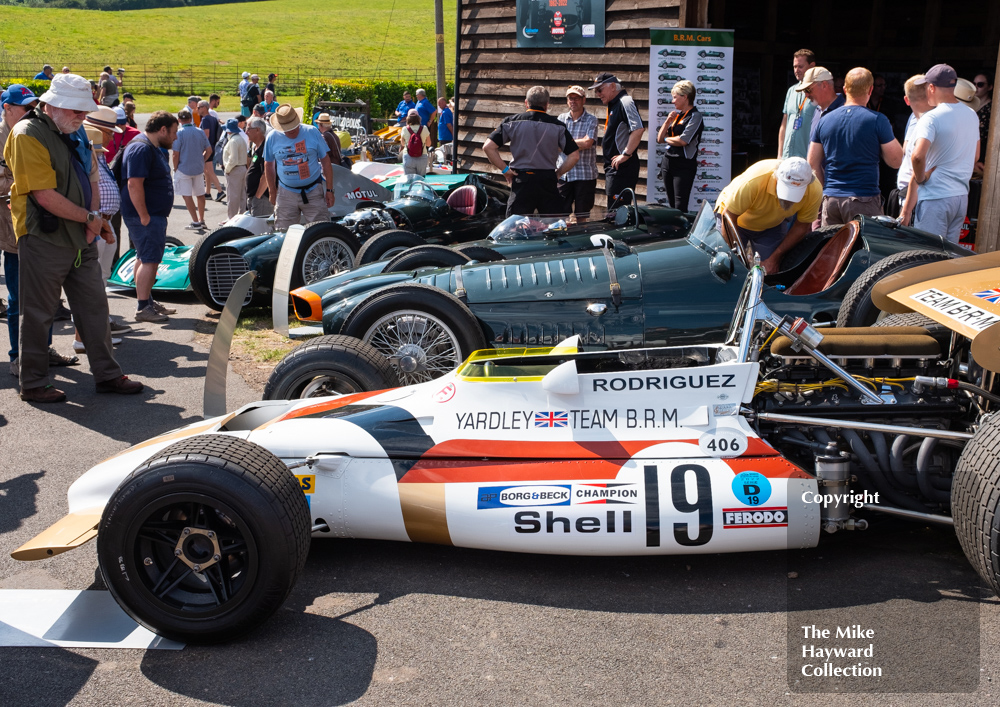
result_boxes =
[644,464,714,547]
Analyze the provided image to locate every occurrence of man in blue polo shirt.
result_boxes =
[415,89,435,128]
[808,67,902,226]
[437,96,453,144]
[394,90,416,126]
[33,65,54,82]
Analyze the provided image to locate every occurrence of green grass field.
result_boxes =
[0,0,455,79]
[127,93,304,112]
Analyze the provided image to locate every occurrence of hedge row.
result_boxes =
[304,78,454,122]
[0,79,56,97]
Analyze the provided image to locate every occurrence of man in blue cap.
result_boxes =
[222,118,249,219]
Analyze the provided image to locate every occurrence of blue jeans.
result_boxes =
[3,250,52,361]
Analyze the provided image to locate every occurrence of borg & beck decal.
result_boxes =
[477,483,639,509]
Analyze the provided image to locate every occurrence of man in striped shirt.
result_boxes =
[557,85,599,222]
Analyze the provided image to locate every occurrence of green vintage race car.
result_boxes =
[108,173,511,309]
[280,202,968,390]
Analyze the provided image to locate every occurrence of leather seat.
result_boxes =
[446,184,479,216]
[785,221,860,295]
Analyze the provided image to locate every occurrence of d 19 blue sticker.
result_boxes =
[731,471,770,506]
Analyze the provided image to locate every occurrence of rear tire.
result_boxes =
[356,229,425,265]
[343,283,487,384]
[165,236,185,248]
[292,222,361,289]
[97,435,310,644]
[836,250,954,327]
[264,334,400,399]
[384,245,471,273]
[456,245,505,263]
[189,226,254,311]
[953,414,1000,595]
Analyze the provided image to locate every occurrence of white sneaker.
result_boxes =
[73,337,122,353]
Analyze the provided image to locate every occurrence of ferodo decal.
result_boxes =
[723,507,787,528]
[698,428,748,458]
[297,474,316,508]
[454,407,682,431]
[731,471,771,506]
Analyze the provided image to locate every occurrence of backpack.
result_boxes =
[405,126,423,158]
[214,131,230,168]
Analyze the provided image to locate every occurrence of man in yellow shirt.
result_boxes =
[714,156,821,273]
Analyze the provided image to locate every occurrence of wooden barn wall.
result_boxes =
[456,0,686,206]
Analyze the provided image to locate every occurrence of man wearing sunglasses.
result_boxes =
[4,73,142,402]
[796,66,844,142]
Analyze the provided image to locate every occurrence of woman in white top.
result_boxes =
[400,109,432,176]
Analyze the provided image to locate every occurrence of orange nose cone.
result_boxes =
[290,287,323,321]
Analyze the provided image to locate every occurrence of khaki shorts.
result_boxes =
[274,183,329,232]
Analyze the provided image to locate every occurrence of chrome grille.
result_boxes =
[206,252,252,306]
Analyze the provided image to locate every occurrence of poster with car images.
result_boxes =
[647,29,734,210]
[516,0,605,48]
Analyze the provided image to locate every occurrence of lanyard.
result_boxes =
[666,108,691,135]
[796,92,806,115]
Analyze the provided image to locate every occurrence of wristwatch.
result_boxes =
[622,151,632,158]
[86,210,100,223]
[326,189,334,193]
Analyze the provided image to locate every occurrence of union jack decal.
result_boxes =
[534,411,568,428]
[974,288,1000,303]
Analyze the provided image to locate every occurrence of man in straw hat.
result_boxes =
[315,112,344,168]
[903,64,980,244]
[263,104,334,230]
[3,73,143,402]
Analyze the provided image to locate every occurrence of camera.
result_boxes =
[117,68,125,75]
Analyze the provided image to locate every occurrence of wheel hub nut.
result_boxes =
[173,526,223,573]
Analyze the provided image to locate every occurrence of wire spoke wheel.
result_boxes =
[301,238,355,284]
[363,310,463,385]
[125,493,258,619]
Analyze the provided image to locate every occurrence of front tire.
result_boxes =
[836,250,954,327]
[97,435,311,644]
[292,222,361,289]
[263,334,400,399]
[343,283,487,385]
[953,414,1000,595]
[356,229,425,265]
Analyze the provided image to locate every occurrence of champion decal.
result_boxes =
[534,411,569,428]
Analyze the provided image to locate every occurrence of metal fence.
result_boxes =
[0,61,453,96]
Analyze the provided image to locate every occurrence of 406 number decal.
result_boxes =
[645,464,714,548]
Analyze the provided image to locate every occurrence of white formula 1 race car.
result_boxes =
[12,252,1000,643]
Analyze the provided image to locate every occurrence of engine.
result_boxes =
[339,207,404,240]
[752,340,978,518]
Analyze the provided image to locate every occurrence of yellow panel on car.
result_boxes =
[888,267,1000,341]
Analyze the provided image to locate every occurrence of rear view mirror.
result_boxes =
[710,250,733,283]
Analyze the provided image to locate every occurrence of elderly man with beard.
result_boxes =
[4,73,143,402]
[714,157,822,274]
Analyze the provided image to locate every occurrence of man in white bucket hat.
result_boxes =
[3,73,143,402]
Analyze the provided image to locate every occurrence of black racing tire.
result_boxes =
[188,226,254,311]
[873,312,953,352]
[953,414,1000,595]
[343,283,487,385]
[355,229,425,265]
[384,245,471,273]
[96,434,311,644]
[456,245,506,263]
[291,221,362,289]
[836,250,955,328]
[165,236,185,248]
[263,334,400,399]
